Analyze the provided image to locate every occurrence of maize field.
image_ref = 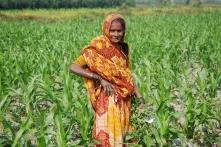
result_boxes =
[0,6,221,146]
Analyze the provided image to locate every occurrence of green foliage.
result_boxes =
[0,10,221,146]
[0,0,135,9]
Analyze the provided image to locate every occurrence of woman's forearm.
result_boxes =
[132,75,145,104]
[69,64,101,81]
[134,87,142,98]
[132,75,141,97]
[135,87,145,104]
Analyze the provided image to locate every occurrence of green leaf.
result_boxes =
[12,117,32,147]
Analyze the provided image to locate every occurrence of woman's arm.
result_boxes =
[69,63,115,96]
[69,64,100,80]
[132,75,145,105]
[134,85,145,104]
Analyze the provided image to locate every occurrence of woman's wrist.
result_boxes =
[138,96,145,104]
[91,73,102,81]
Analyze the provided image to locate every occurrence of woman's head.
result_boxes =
[103,14,126,43]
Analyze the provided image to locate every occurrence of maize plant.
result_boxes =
[0,7,221,146]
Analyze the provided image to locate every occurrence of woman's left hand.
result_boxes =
[137,96,145,111]
[138,103,144,111]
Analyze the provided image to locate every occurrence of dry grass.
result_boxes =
[0,5,221,22]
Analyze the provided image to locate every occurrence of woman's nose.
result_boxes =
[114,31,119,36]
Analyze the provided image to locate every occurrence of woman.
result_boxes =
[70,13,144,147]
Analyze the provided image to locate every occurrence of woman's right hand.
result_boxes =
[69,66,116,97]
[91,73,115,96]
[100,79,115,96]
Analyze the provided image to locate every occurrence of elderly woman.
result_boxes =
[70,13,144,147]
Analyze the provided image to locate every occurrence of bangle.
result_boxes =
[139,96,145,104]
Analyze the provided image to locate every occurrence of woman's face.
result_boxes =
[109,20,124,44]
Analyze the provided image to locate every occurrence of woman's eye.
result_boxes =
[110,30,123,33]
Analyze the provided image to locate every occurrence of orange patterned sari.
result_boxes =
[75,14,134,147]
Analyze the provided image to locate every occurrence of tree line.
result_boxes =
[0,0,219,9]
[0,0,135,9]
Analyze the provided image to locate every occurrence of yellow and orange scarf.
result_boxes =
[82,14,134,108]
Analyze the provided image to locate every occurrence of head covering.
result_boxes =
[102,13,125,42]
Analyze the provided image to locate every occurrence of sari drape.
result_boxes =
[75,14,135,147]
